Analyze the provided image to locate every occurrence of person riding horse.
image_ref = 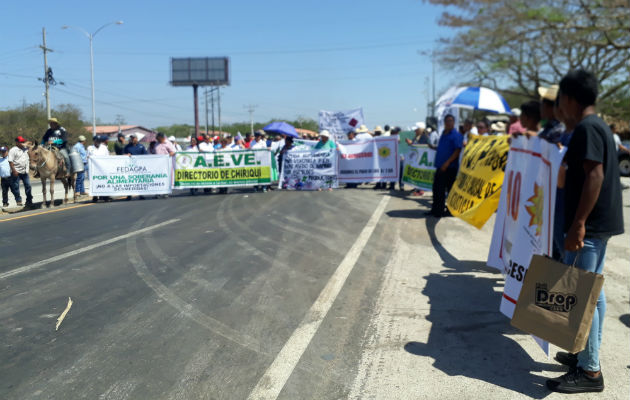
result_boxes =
[41,117,71,172]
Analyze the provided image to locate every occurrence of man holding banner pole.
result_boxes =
[429,114,463,218]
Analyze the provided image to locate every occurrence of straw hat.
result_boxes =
[355,125,369,133]
[538,85,559,102]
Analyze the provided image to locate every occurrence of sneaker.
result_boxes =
[555,352,578,368]
[2,203,8,207]
[16,201,23,206]
[546,368,604,393]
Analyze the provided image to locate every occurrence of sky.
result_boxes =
[0,0,459,130]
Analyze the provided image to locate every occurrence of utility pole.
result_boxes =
[40,27,54,120]
[217,87,221,135]
[204,88,209,136]
[244,104,258,135]
[210,87,215,134]
[431,49,436,119]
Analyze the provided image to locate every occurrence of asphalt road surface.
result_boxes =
[1,187,629,400]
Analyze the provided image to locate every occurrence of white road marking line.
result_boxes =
[0,219,180,280]
[246,195,390,400]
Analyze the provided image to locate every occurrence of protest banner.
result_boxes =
[446,135,510,228]
[336,137,399,183]
[173,149,272,188]
[279,148,338,190]
[486,137,565,320]
[89,155,172,196]
[401,145,436,191]
[318,108,364,141]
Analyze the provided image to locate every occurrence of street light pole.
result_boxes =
[62,21,123,137]
[89,35,96,136]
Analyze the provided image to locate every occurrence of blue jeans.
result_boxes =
[564,237,608,372]
[75,168,86,193]
[9,173,32,204]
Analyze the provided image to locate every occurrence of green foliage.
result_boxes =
[0,102,87,147]
[155,117,319,138]
[428,0,630,121]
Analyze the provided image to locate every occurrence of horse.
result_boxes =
[27,143,77,207]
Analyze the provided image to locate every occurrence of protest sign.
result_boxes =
[173,149,272,188]
[336,137,399,183]
[486,137,565,319]
[401,145,436,191]
[446,135,510,228]
[89,155,172,196]
[279,148,338,190]
[318,108,364,141]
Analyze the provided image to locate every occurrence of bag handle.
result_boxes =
[571,252,580,268]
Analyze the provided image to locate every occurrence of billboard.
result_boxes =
[170,57,229,86]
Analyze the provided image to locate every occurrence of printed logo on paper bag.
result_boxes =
[535,283,577,312]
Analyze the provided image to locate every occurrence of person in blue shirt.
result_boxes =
[73,135,88,195]
[430,114,463,218]
[0,146,16,207]
[123,134,149,155]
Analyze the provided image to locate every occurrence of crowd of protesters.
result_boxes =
[0,67,627,395]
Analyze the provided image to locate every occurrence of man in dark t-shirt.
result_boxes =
[546,69,624,394]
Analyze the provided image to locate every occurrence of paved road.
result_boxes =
[1,187,628,399]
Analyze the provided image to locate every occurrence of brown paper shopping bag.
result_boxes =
[510,255,604,353]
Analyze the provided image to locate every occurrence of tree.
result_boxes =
[427,0,630,120]
[0,103,86,146]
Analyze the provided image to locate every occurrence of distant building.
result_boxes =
[85,125,157,143]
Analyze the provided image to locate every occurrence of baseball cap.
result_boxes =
[117,132,125,138]
[319,130,331,138]
[15,136,26,143]
[168,135,176,141]
[414,121,426,130]
[0,146,7,152]
[511,108,522,117]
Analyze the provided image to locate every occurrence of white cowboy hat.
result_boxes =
[319,130,331,138]
[355,125,369,133]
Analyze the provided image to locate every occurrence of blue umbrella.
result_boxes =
[263,121,299,138]
[443,86,512,114]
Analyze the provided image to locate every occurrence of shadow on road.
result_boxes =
[403,217,559,399]
[620,314,630,328]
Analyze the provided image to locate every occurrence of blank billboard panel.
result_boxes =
[170,57,229,86]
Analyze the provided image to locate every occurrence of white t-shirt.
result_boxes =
[355,133,373,141]
[250,140,267,149]
[8,146,29,173]
[94,144,110,156]
[614,133,622,149]
[198,142,214,152]
[173,143,183,152]
[186,145,199,152]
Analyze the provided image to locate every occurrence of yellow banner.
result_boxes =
[447,135,510,229]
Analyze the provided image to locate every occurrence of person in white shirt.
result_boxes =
[168,136,183,152]
[250,131,268,149]
[198,135,214,152]
[186,136,201,152]
[476,120,490,136]
[87,136,110,202]
[610,124,630,154]
[354,125,373,141]
[7,136,32,206]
